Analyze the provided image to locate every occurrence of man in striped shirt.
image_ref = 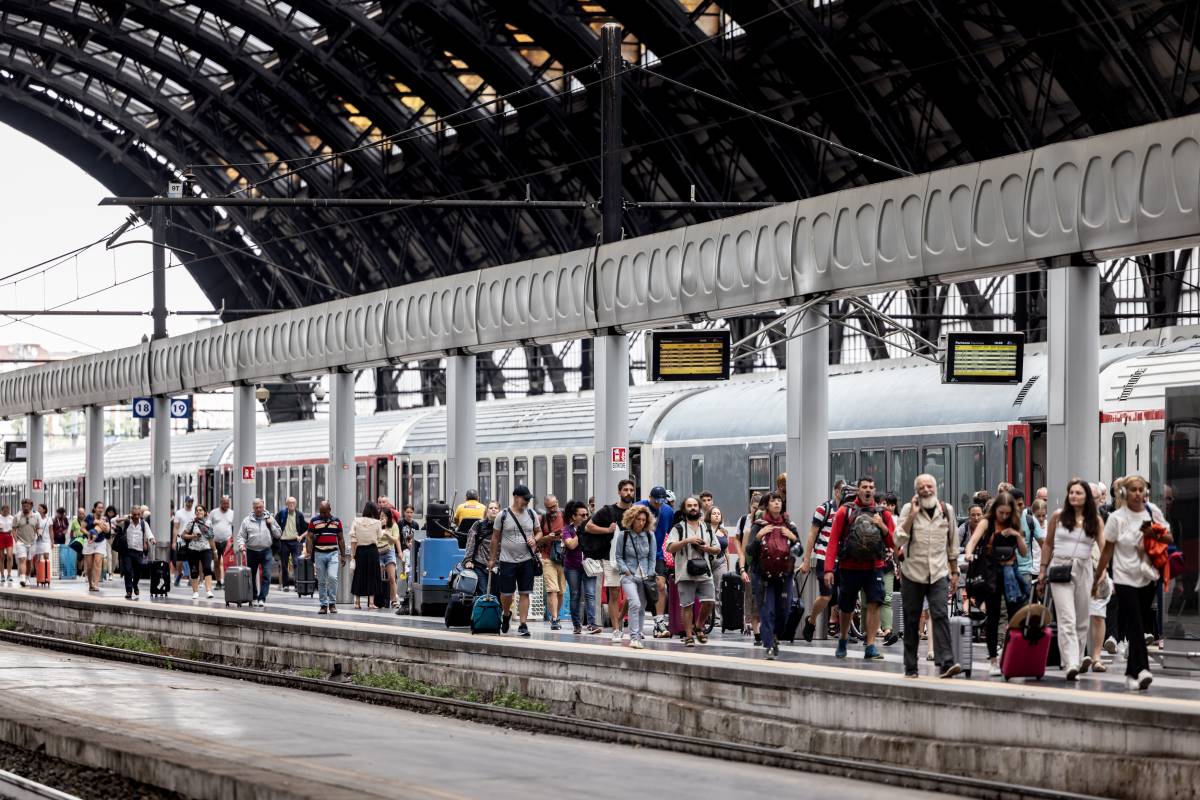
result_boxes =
[799,479,845,642]
[305,500,345,615]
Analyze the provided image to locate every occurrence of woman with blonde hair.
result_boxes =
[614,504,656,648]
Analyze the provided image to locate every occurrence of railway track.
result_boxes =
[0,768,81,800]
[0,628,1101,800]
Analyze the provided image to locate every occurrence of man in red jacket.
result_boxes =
[824,477,895,661]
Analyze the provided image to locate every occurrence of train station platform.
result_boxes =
[0,580,1197,800]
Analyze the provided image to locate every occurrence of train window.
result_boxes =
[1012,436,1028,497]
[955,444,986,511]
[690,456,704,495]
[514,458,528,491]
[375,461,389,503]
[255,470,264,503]
[477,459,492,504]
[552,455,568,502]
[427,461,441,505]
[495,459,510,505]
[315,465,326,507]
[664,458,674,492]
[1111,433,1127,483]
[572,455,588,502]
[301,466,313,514]
[748,455,771,491]
[859,449,886,489]
[889,448,918,495]
[830,451,856,485]
[921,446,949,499]
[774,452,786,485]
[533,456,547,505]
[412,461,425,517]
[266,469,278,513]
[355,463,367,512]
[1150,431,1164,507]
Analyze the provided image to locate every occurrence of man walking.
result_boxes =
[236,498,281,607]
[275,496,308,591]
[488,486,540,637]
[824,477,895,660]
[306,500,344,614]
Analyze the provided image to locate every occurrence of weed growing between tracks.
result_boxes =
[350,671,546,711]
[0,618,16,631]
[85,628,162,654]
[297,667,325,679]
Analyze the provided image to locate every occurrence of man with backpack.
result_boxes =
[824,477,895,660]
[488,485,540,637]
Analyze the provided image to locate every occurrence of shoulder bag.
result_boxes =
[507,509,543,577]
[1046,523,1085,583]
[685,524,713,577]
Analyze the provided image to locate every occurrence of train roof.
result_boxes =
[214,408,430,466]
[1102,338,1200,410]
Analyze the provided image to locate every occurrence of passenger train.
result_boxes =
[2,328,1199,637]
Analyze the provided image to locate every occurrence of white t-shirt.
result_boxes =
[0,515,12,533]
[209,508,235,543]
[1104,505,1162,588]
[173,506,196,537]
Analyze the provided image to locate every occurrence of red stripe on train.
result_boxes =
[1099,409,1165,423]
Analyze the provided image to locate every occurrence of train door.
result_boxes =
[1006,423,1031,498]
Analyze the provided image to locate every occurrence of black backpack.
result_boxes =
[839,504,886,561]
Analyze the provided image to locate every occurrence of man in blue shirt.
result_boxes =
[637,486,675,638]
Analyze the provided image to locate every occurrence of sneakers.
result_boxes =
[882,630,901,647]
[283,585,292,592]
[1137,670,1153,690]
[550,622,561,631]
[802,617,816,643]
[318,606,328,615]
[863,644,884,661]
[611,629,623,643]
[329,605,337,614]
[573,627,583,635]
[939,663,963,679]
[18,578,25,587]
[192,591,199,599]
[834,639,848,659]
[1144,633,1155,645]
[1065,665,1079,681]
[753,633,762,646]
[501,613,511,634]
[1103,636,1118,654]
[904,671,919,678]
[631,639,645,650]
[1125,676,1140,691]
[1080,655,1093,673]
[764,647,777,661]
[518,623,530,638]
[125,593,133,601]
[772,642,780,658]
[256,599,266,607]
[206,591,215,599]
[988,657,1001,677]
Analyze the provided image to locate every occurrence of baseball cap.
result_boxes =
[184,495,194,502]
[512,485,532,500]
[649,486,668,500]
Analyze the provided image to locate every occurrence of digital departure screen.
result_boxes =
[943,332,1024,384]
[648,330,731,381]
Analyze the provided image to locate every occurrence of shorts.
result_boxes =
[498,558,536,595]
[214,540,228,558]
[813,559,835,598]
[676,577,716,607]
[13,542,32,560]
[601,559,622,589]
[1090,576,1113,617]
[0,533,11,549]
[835,568,885,613]
[655,557,670,578]
[379,548,398,567]
[541,559,564,593]
[184,548,214,578]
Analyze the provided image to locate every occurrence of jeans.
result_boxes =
[278,539,302,588]
[565,567,585,629]
[1116,582,1156,678]
[901,575,952,673]
[247,548,273,602]
[982,579,1026,658]
[314,549,339,607]
[755,573,792,650]
[121,551,143,596]
[580,572,599,628]
[620,576,647,640]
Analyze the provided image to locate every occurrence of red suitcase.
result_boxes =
[667,577,701,637]
[35,558,50,587]
[999,625,1052,681]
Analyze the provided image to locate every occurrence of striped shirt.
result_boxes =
[810,500,838,560]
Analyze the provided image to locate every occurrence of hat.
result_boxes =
[512,485,532,500]
[649,486,668,500]
[184,495,194,502]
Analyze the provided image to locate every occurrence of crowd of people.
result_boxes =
[5,465,1177,692]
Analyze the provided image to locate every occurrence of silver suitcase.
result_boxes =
[224,551,255,607]
[948,613,973,676]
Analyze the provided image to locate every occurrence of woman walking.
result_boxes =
[1095,475,1171,691]
[377,507,401,608]
[614,505,656,649]
[1037,479,1104,681]
[965,491,1028,676]
[350,502,384,610]
[181,504,216,599]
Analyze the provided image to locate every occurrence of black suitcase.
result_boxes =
[444,591,474,628]
[294,557,315,583]
[295,578,317,597]
[778,600,805,642]
[144,560,170,597]
[720,573,744,632]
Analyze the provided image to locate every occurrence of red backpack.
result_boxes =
[759,524,795,578]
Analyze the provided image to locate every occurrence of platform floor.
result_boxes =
[14,574,1200,701]
[0,640,966,800]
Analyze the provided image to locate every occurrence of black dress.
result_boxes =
[350,518,383,602]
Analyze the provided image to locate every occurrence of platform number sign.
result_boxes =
[611,446,627,472]
[169,397,192,419]
[241,466,256,482]
[131,397,154,419]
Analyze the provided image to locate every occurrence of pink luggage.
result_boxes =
[667,577,701,637]
[999,625,1052,681]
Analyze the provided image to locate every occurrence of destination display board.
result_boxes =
[647,330,731,381]
[943,331,1024,384]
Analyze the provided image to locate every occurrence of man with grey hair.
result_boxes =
[895,474,961,679]
[237,498,281,607]
[274,495,307,592]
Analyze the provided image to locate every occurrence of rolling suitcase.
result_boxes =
[892,590,904,635]
[294,556,317,597]
[720,573,744,632]
[777,573,806,642]
[444,591,475,628]
[224,552,255,607]
[58,544,77,581]
[144,560,170,597]
[1000,604,1053,681]
[471,570,502,634]
[36,558,50,587]
[949,596,974,677]
[667,577,703,636]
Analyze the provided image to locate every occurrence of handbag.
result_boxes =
[583,558,604,577]
[1047,520,1089,583]
[640,576,659,609]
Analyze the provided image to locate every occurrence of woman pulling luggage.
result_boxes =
[1094,475,1171,691]
[350,502,384,610]
[1037,479,1104,681]
[964,491,1028,676]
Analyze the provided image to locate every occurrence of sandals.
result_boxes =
[1091,662,1108,673]
[696,632,708,644]
[683,636,696,647]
